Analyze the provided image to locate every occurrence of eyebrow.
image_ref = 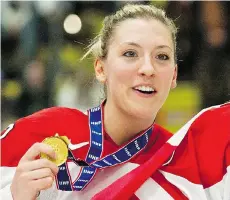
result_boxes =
[156,45,172,51]
[121,42,141,48]
[121,42,172,51]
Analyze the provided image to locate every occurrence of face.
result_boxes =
[95,18,177,120]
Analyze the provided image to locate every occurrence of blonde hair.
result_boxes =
[82,4,178,61]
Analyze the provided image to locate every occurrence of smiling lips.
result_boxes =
[133,85,156,95]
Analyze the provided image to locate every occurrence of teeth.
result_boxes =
[134,86,154,92]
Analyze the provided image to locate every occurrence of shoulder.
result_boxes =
[191,102,230,150]
[1,107,90,166]
[162,103,230,188]
[1,106,89,146]
[191,103,230,132]
[182,103,230,160]
[22,106,88,122]
[13,106,88,131]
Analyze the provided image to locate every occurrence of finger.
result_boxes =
[30,176,54,192]
[23,168,55,180]
[19,159,59,175]
[21,143,56,162]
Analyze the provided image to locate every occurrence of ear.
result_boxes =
[171,65,178,89]
[94,59,106,83]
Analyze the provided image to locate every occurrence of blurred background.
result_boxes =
[1,1,230,132]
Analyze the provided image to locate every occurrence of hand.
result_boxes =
[10,142,59,200]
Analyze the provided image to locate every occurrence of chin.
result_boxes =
[126,100,157,120]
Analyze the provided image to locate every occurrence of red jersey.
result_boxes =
[1,103,230,200]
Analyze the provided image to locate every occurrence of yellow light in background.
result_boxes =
[63,14,82,34]
[2,80,22,100]
[156,81,201,133]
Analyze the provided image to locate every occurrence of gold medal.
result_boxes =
[40,134,69,166]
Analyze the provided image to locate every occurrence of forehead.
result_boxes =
[111,18,173,48]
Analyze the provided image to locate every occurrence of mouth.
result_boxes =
[132,85,157,96]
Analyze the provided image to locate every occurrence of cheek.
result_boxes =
[106,62,135,87]
[158,69,175,88]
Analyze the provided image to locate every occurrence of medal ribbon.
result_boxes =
[57,103,153,191]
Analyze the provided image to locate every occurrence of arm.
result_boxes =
[0,109,61,200]
[1,142,58,200]
[1,106,89,199]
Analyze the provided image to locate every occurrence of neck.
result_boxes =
[103,100,154,146]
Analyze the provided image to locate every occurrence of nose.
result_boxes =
[138,56,156,77]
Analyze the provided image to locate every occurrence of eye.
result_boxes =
[123,50,137,57]
[156,54,169,61]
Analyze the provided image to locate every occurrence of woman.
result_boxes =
[1,4,229,200]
